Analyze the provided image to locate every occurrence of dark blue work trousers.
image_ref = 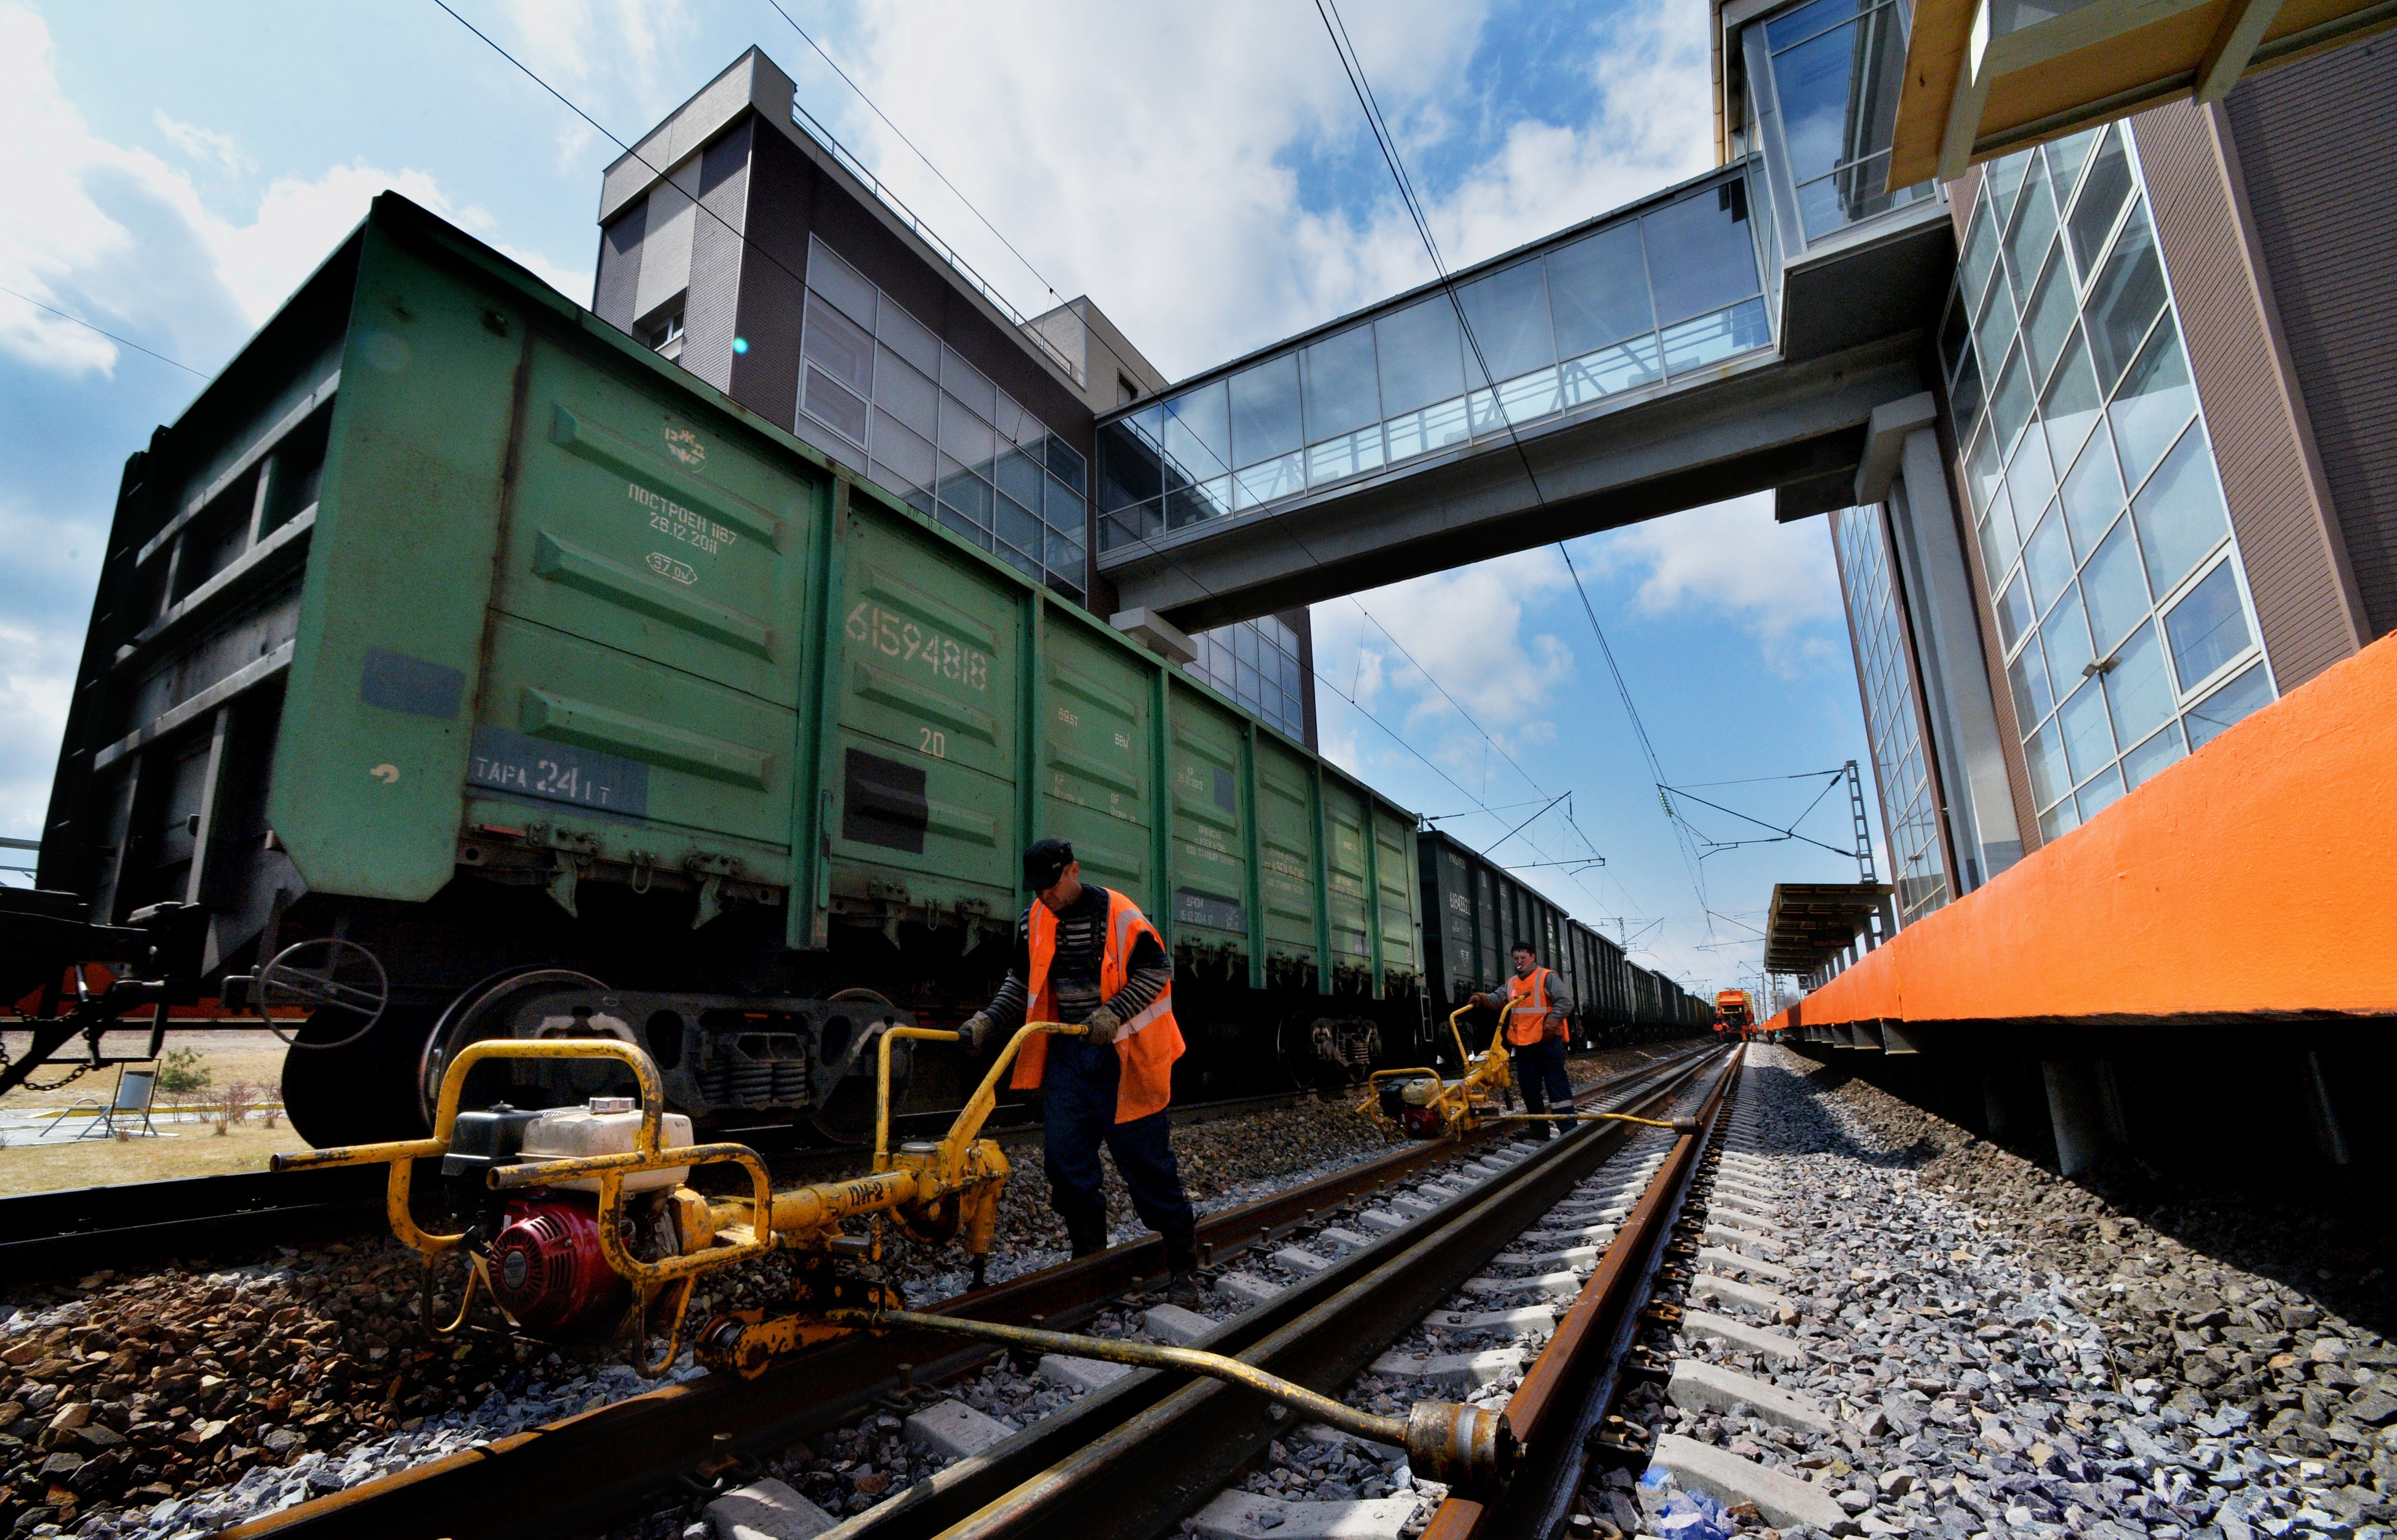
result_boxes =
[1038,1037,1195,1240]
[1516,1037,1575,1138]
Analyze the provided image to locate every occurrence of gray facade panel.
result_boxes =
[2224,40,2397,640]
[682,119,753,396]
[594,200,645,334]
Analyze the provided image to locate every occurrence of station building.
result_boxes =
[1722,6,2397,943]
[586,50,1318,747]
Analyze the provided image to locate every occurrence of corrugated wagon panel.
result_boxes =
[1164,684,1252,963]
[1037,610,1157,910]
[1253,740,1321,967]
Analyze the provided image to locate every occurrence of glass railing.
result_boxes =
[1094,171,1771,554]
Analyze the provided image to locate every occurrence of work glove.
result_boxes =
[1468,992,1492,1009]
[1082,1007,1123,1045]
[959,1012,995,1051]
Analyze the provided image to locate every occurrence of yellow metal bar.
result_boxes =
[874,1026,962,1174]
[942,1020,1086,1156]
[1481,1112,1698,1133]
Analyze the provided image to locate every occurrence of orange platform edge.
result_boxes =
[1765,630,2397,1033]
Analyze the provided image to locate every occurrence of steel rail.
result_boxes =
[1420,1044,1744,1539]
[824,1048,1734,1540]
[217,1046,1718,1540]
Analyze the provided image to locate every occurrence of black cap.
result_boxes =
[1023,838,1076,891]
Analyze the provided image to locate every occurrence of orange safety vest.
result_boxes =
[1009,888,1185,1123]
[1502,966,1565,1046]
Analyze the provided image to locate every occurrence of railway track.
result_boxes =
[194,1044,1730,1540]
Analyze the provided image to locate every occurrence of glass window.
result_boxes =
[2020,250,2075,386]
[2038,797,2081,842]
[998,492,1043,555]
[2023,502,2075,612]
[936,454,990,527]
[2109,316,2198,491]
[1046,437,1087,496]
[2058,429,2125,554]
[1375,297,1466,417]
[2076,765,2126,821]
[2056,677,2116,784]
[2003,160,2059,309]
[1642,186,1761,325]
[1983,151,2032,231]
[1988,344,2034,451]
[1996,570,2033,651]
[2184,661,2272,750]
[1548,222,1655,355]
[807,241,876,328]
[936,505,988,548]
[1965,427,2004,516]
[993,392,1037,449]
[1163,381,1232,482]
[875,347,938,440]
[1560,336,1663,404]
[873,296,939,377]
[2025,717,2070,808]
[1457,259,1557,384]
[804,293,873,397]
[1229,355,1304,469]
[1978,481,2019,587]
[996,448,1044,516]
[1098,419,1163,512]
[1960,204,2000,310]
[2164,561,2253,690]
[1974,275,2019,374]
[1939,293,1972,382]
[2083,204,2166,392]
[1770,6,1911,238]
[1765,0,1866,48]
[2103,620,2174,749]
[1302,326,1382,442]
[2007,427,2056,512]
[2120,722,2186,790]
[1233,451,1307,508]
[2039,329,2104,469]
[1046,528,1084,578]
[803,365,868,447]
[1045,473,1083,531]
[1166,479,1229,529]
[2065,127,2134,284]
[2043,126,2104,206]
[872,414,935,490]
[937,398,996,472]
[2080,517,2151,654]
[2132,424,2231,597]
[1306,424,1386,484]
[940,347,998,425]
[2042,582,2096,683]
[1951,343,1985,446]
[2008,632,2054,727]
[1660,300,1770,373]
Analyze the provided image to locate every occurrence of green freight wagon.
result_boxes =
[30,195,1422,1145]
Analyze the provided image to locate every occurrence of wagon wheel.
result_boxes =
[260,938,389,1050]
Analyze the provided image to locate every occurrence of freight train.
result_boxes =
[2,195,1706,1151]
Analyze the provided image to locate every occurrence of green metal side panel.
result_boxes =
[266,226,522,900]
[825,506,1021,914]
[1372,803,1420,979]
[1253,740,1318,966]
[1039,609,1156,909]
[1165,681,1249,961]
[1320,781,1371,971]
[463,336,820,880]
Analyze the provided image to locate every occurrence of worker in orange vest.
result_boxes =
[1471,941,1575,1139]
[963,839,1199,1304]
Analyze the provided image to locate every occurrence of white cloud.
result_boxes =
[1591,494,1845,674]
[154,110,254,175]
[825,0,1715,378]
[0,5,584,380]
[499,0,699,165]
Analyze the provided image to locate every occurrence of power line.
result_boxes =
[757,1,1064,309]
[0,286,209,378]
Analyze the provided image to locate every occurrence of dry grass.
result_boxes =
[0,1118,293,1196]
[1,1026,289,1113]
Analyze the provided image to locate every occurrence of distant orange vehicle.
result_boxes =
[1716,989,1753,1039]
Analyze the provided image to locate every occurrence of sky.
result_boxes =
[0,0,1882,998]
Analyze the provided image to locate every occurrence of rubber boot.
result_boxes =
[1065,1213,1111,1260]
[1163,1223,1204,1310]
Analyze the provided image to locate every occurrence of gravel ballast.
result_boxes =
[1604,1043,2395,1540]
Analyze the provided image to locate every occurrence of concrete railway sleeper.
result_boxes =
[179,1048,1720,1539]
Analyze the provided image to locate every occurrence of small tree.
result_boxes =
[214,1080,254,1136]
[157,1047,213,1097]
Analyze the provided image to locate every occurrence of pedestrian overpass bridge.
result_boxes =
[1094,164,1956,633]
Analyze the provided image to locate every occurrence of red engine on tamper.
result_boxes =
[485,1194,630,1338]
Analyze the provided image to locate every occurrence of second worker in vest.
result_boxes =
[961,839,1202,1305]
[1471,942,1577,1139]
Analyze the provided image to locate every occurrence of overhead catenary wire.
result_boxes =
[756,0,1064,309]
[0,286,209,378]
